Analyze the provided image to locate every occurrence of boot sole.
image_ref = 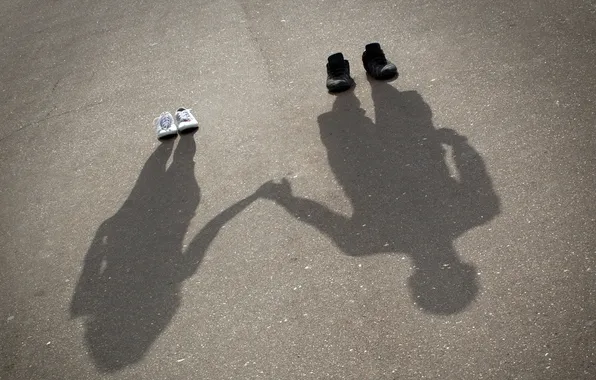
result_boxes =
[327,79,355,93]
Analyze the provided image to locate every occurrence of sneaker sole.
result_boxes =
[177,125,199,134]
[157,131,178,140]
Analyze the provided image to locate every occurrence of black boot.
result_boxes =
[362,43,398,80]
[326,53,355,93]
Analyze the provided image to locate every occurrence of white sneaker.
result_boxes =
[155,112,178,140]
[175,108,199,133]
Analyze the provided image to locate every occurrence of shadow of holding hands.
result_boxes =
[260,79,500,315]
[70,80,500,372]
[70,135,260,372]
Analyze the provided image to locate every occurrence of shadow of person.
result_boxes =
[259,81,500,315]
[70,136,259,372]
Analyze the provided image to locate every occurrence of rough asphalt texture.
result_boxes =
[1,0,595,379]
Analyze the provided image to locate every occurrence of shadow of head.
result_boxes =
[408,261,479,315]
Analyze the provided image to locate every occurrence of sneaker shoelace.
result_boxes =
[159,114,173,129]
[177,109,192,122]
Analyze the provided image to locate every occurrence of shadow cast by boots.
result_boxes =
[261,81,501,315]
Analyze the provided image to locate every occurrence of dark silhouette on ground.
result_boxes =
[259,80,500,314]
[70,136,259,372]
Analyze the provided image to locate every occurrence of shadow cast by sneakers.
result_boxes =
[70,137,259,372]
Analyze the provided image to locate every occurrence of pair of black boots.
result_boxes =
[326,42,398,93]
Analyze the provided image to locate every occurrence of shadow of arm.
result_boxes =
[179,193,259,279]
[258,178,353,250]
[443,130,501,230]
[276,195,351,239]
[70,222,110,317]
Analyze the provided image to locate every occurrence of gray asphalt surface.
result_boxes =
[1,0,595,379]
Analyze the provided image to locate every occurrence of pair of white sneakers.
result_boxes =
[155,108,199,140]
